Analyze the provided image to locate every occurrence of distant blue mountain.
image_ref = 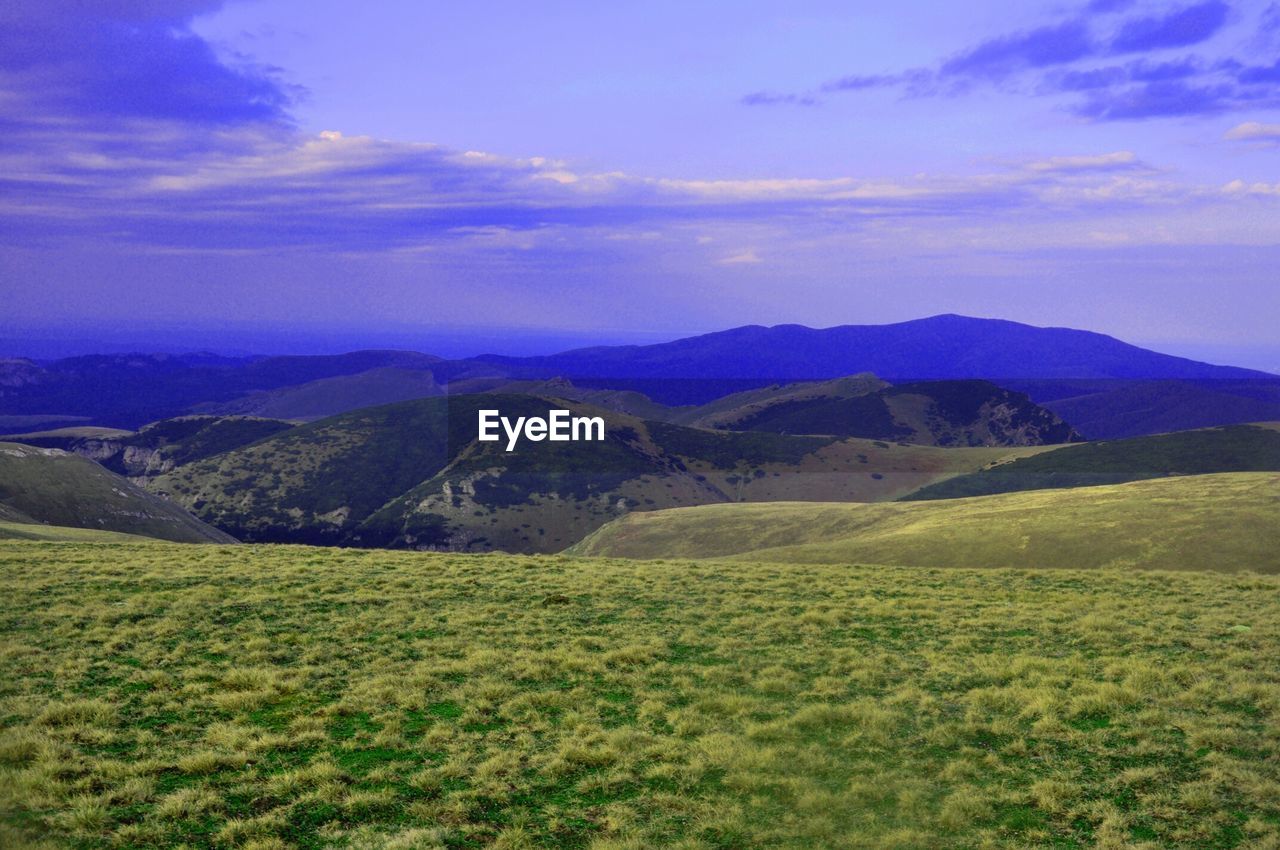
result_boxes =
[0,350,443,430]
[3,315,1276,435]
[482,314,1273,383]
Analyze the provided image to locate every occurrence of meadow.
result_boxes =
[1,541,1278,849]
[570,473,1280,572]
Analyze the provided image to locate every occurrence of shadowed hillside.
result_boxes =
[686,377,1080,446]
[1010,378,1280,440]
[903,423,1280,501]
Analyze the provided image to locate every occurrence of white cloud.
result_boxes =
[1224,122,1280,142]
[1223,179,1280,195]
[718,249,762,265]
[1024,151,1142,173]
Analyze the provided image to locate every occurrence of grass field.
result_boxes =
[570,472,1280,572]
[2,541,1279,848]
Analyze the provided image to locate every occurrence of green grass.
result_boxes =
[2,540,1279,848]
[569,472,1280,572]
[0,521,157,543]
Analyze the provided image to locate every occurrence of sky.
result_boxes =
[1,0,1279,368]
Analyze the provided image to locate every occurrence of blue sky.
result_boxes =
[2,0,1279,367]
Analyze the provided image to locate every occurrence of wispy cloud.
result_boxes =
[740,91,818,107]
[744,1,1280,122]
[939,20,1094,80]
[0,1,1274,269]
[1024,151,1147,172]
[717,249,762,265]
[1108,1,1231,53]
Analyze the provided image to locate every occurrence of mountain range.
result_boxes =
[481,314,1272,388]
[3,315,1276,438]
[2,312,1277,551]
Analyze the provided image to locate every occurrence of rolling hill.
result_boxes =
[1009,378,1280,440]
[569,472,1280,572]
[903,423,1280,501]
[148,394,1049,552]
[0,442,236,543]
[192,366,444,420]
[0,350,443,429]
[675,376,1080,446]
[7,415,295,478]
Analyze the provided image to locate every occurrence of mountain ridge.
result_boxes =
[479,315,1275,390]
[3,315,1276,435]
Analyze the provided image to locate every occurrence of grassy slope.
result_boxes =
[570,472,1280,572]
[904,423,1280,501]
[3,426,134,441]
[2,541,1278,848]
[0,521,155,542]
[0,443,235,544]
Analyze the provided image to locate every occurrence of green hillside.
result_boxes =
[0,442,236,544]
[0,520,155,542]
[904,423,1280,501]
[570,472,1280,571]
[3,540,1278,848]
[8,415,296,478]
[150,394,1046,552]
